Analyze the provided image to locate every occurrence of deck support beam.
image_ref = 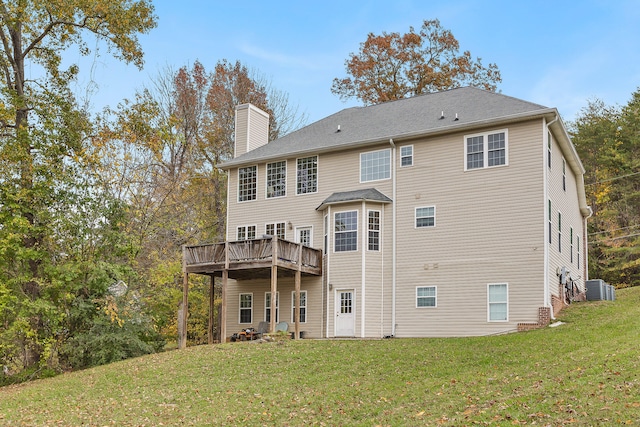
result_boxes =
[294,242,302,339]
[208,274,215,344]
[270,236,278,333]
[179,245,189,349]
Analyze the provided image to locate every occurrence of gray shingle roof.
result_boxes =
[222,86,553,168]
[316,188,392,211]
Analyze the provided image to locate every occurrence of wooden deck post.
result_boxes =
[270,236,278,333]
[294,243,302,340]
[179,245,188,349]
[208,274,215,344]
[221,242,228,343]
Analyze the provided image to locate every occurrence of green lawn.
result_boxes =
[1,288,639,426]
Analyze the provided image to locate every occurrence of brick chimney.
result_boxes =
[234,103,269,158]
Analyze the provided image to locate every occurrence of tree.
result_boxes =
[105,60,306,345]
[0,0,157,377]
[571,90,640,288]
[331,19,501,105]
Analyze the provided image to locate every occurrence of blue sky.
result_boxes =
[72,0,640,125]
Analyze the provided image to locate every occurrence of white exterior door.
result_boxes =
[335,290,355,337]
[296,226,313,247]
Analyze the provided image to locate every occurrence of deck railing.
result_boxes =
[184,237,322,272]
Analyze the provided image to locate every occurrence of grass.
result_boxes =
[1,288,639,426]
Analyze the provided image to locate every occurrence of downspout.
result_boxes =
[584,205,593,282]
[325,206,331,338]
[389,138,397,337]
[361,201,366,338]
[544,116,558,318]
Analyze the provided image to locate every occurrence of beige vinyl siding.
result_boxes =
[224,277,323,338]
[546,126,586,300]
[394,121,546,336]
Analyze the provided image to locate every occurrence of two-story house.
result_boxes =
[182,87,590,344]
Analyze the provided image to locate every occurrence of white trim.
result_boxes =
[325,207,331,338]
[416,286,437,308]
[290,290,307,323]
[415,206,436,228]
[236,224,258,240]
[265,160,287,199]
[463,128,509,171]
[237,165,258,202]
[238,292,253,324]
[295,155,319,196]
[265,221,286,240]
[391,141,397,337]
[333,209,358,253]
[400,144,414,167]
[295,225,313,247]
[361,201,366,338]
[487,283,509,322]
[359,148,391,183]
[366,209,381,251]
[264,291,280,323]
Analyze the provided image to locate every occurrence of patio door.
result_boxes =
[335,290,355,337]
[296,226,313,247]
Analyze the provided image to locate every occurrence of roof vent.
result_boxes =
[454,113,459,121]
[439,111,445,120]
[336,125,341,133]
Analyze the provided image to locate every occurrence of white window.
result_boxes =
[415,206,435,228]
[334,211,358,252]
[360,148,391,182]
[266,161,286,199]
[266,222,286,240]
[323,215,328,253]
[291,290,307,323]
[400,145,413,167]
[464,130,508,170]
[548,131,552,169]
[548,200,552,245]
[558,212,562,253]
[296,156,318,195]
[238,166,257,202]
[367,210,380,251]
[416,286,437,308]
[239,293,253,324]
[237,225,256,240]
[570,227,574,263]
[488,284,508,321]
[265,292,279,323]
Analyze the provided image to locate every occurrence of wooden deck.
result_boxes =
[180,237,323,348]
[183,237,323,279]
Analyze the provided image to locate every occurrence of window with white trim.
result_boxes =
[464,130,507,170]
[548,131,552,169]
[266,222,286,240]
[237,225,256,240]
[265,292,279,323]
[416,286,436,308]
[548,200,552,245]
[488,284,508,321]
[239,293,253,324]
[238,166,257,201]
[291,290,307,323]
[562,158,566,191]
[296,156,318,195]
[323,215,328,253]
[558,212,562,253]
[570,227,574,263]
[266,161,286,199]
[360,148,391,182]
[368,210,380,251]
[400,145,413,167]
[415,206,435,228]
[334,211,358,252]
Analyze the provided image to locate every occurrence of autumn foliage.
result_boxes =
[332,19,501,105]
